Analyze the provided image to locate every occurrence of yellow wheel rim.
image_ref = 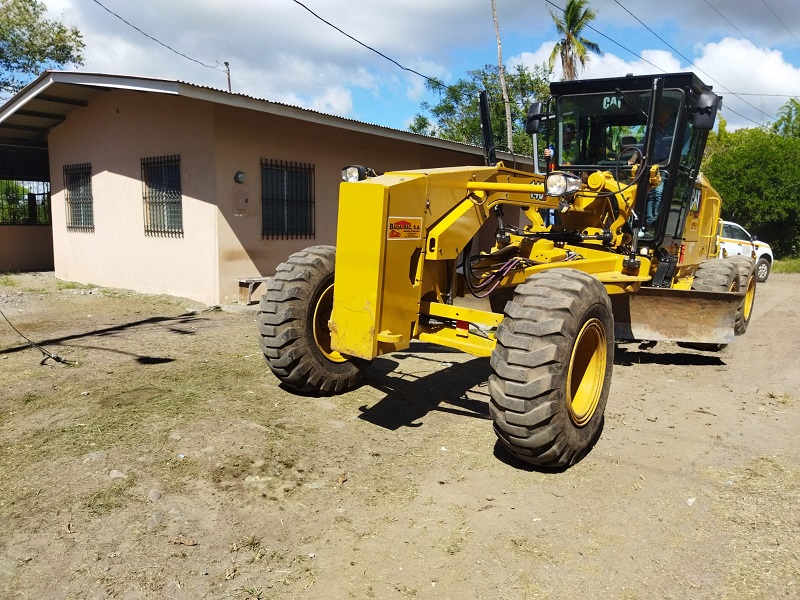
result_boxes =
[566,318,607,427]
[312,283,347,363]
[743,275,756,321]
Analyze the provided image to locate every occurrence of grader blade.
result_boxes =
[611,287,742,344]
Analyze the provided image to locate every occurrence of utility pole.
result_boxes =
[491,0,513,152]
[224,62,231,92]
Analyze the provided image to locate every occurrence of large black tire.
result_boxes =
[679,258,740,352]
[258,245,363,394]
[691,259,739,294]
[756,256,771,283]
[489,269,614,468]
[726,255,757,336]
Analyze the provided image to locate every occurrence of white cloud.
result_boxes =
[509,44,556,77]
[304,86,354,116]
[592,0,800,48]
[693,37,800,128]
[23,0,800,130]
[511,37,800,131]
[511,43,683,83]
[583,50,682,79]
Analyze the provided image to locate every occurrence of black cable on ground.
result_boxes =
[0,306,77,365]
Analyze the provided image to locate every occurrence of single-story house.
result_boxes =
[0,71,529,305]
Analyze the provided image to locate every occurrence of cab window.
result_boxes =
[722,223,750,241]
[553,89,684,168]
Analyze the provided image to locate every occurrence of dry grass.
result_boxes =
[767,390,795,406]
[82,473,139,515]
[3,271,800,600]
[713,455,800,599]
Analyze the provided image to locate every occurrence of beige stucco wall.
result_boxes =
[46,88,525,305]
[211,104,494,304]
[0,226,54,271]
[49,91,219,304]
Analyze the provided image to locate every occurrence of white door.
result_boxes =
[720,222,754,258]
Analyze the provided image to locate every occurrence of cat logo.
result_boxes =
[603,95,622,110]
[387,217,422,240]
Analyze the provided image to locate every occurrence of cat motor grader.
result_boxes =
[258,72,757,468]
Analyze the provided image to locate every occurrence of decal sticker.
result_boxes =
[602,95,623,110]
[387,217,422,240]
[690,188,701,212]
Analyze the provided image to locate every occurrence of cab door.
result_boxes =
[720,221,755,257]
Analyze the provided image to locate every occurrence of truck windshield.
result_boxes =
[554,89,685,169]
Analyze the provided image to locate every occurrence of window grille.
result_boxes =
[141,155,183,237]
[261,159,315,239]
[63,164,93,231]
[0,180,51,226]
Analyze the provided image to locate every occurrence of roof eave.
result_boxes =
[1,71,508,160]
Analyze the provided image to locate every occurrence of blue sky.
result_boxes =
[40,0,800,132]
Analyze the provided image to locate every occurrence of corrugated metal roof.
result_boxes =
[175,77,419,138]
[0,70,484,155]
[0,71,528,181]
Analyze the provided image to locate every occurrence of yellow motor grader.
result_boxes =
[258,72,757,468]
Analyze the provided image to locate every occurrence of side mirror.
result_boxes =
[692,91,722,131]
[525,102,544,135]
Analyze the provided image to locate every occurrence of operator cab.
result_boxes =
[540,73,721,247]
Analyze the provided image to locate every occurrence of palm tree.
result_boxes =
[548,0,603,80]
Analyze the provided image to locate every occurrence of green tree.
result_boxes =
[704,127,800,257]
[409,63,551,158]
[0,0,84,94]
[771,98,800,138]
[701,114,728,168]
[548,0,602,81]
[0,179,30,223]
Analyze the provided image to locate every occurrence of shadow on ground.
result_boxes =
[614,343,726,366]
[354,340,726,431]
[0,313,206,364]
[358,345,491,431]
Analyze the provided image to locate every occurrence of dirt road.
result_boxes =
[1,272,798,599]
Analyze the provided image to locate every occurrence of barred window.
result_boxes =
[63,164,93,231]
[261,159,315,239]
[0,180,51,226]
[141,155,182,237]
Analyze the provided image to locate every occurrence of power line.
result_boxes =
[760,0,800,45]
[612,1,705,71]
[290,0,442,89]
[293,0,786,129]
[544,0,794,108]
[721,105,767,125]
[543,0,775,127]
[701,0,800,88]
[296,0,660,103]
[728,93,800,98]
[576,26,666,73]
[289,0,522,118]
[544,0,664,73]
[89,0,226,72]
[612,0,772,125]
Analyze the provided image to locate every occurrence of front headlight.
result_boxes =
[342,165,367,182]
[546,172,582,196]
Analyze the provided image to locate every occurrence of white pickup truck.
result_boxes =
[719,220,774,282]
